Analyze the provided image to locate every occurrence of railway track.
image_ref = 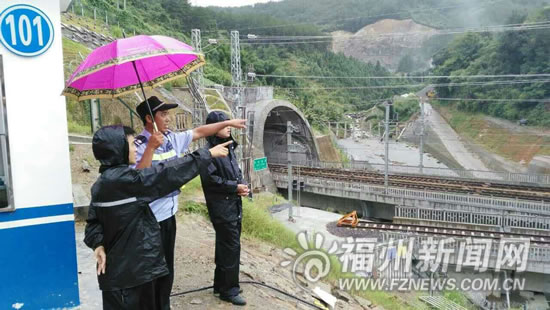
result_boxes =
[269,164,550,201]
[336,212,550,245]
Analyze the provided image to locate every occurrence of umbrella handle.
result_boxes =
[130,58,159,132]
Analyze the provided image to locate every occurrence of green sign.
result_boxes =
[253,157,268,171]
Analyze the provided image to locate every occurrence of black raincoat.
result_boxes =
[200,111,244,224]
[84,125,211,291]
[200,111,245,299]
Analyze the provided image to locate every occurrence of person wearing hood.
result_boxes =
[84,125,232,310]
[132,96,246,308]
[200,111,250,306]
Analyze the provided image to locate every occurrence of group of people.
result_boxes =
[84,96,249,309]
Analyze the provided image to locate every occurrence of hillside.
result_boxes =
[64,0,411,132]
[64,0,549,136]
[331,19,438,72]
[431,6,550,126]
[215,0,550,74]
[215,0,550,32]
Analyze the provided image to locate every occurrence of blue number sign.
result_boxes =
[0,4,54,57]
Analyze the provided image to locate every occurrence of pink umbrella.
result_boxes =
[63,35,204,100]
[62,35,204,131]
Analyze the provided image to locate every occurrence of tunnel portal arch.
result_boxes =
[248,99,320,192]
[251,100,320,165]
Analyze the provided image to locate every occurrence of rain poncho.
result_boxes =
[84,125,211,291]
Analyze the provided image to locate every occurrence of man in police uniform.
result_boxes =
[133,96,246,309]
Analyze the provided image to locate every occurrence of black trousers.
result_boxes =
[102,280,156,310]
[213,220,242,298]
[156,215,177,310]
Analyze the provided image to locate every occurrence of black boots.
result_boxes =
[220,294,246,306]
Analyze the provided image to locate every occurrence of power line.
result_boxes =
[258,95,549,105]
[234,0,509,31]
[254,73,550,80]
[207,24,550,47]
[268,132,550,147]
[242,21,550,40]
[434,98,550,103]
[215,21,550,45]
[225,79,550,90]
[265,126,550,143]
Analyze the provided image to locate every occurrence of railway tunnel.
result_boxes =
[262,106,319,164]
[246,99,388,218]
[248,99,319,190]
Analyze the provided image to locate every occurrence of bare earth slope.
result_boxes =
[331,19,437,71]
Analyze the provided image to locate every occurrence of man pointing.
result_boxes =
[133,96,246,309]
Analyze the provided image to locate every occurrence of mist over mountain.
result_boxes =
[213,0,550,32]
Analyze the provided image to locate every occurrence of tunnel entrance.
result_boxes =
[263,106,319,165]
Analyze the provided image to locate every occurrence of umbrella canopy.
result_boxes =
[62,35,205,101]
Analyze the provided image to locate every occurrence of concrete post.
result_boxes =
[90,99,101,132]
[384,101,391,189]
[287,121,294,221]
[420,98,425,173]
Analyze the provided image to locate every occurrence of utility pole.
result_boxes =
[287,121,294,221]
[231,30,242,116]
[384,101,392,189]
[191,29,203,89]
[286,121,303,221]
[231,30,246,171]
[419,98,425,174]
[90,99,101,132]
[296,166,301,217]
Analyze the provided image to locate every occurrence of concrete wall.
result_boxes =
[316,135,341,162]
[278,189,395,220]
[529,156,550,175]
[222,86,273,106]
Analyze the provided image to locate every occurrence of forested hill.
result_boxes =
[73,0,550,129]
[213,0,550,32]
[431,6,550,126]
[72,0,409,129]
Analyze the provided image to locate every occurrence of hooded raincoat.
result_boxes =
[199,111,245,299]
[200,111,244,224]
[84,126,211,291]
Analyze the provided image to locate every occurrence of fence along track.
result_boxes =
[269,164,550,201]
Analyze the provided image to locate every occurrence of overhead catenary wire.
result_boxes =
[224,78,550,90]
[217,21,550,46]
[259,96,550,105]
[266,129,550,147]
[235,25,550,45]
[433,97,550,103]
[240,20,550,41]
[252,73,550,80]
[209,20,550,47]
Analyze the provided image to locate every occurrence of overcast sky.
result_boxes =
[190,0,282,7]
